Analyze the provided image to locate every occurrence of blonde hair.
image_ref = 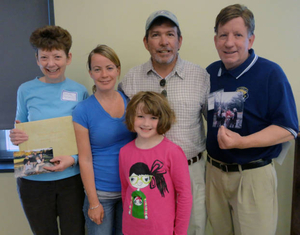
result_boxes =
[87,45,121,93]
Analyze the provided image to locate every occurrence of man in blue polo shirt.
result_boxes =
[206,4,298,235]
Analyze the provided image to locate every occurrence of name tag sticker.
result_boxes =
[208,93,214,111]
[61,90,78,101]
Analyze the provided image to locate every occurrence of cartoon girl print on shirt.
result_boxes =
[129,160,169,220]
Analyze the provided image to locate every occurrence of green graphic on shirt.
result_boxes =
[128,160,169,220]
[130,190,148,219]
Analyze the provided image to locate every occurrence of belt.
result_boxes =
[207,155,272,172]
[188,153,202,165]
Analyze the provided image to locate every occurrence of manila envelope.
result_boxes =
[17,116,78,157]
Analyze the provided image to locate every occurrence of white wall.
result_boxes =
[0,0,299,234]
[0,173,31,234]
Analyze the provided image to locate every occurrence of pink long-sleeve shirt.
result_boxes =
[119,137,193,235]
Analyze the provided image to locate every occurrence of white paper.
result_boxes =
[275,141,292,165]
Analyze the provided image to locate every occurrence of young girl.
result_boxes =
[119,91,193,235]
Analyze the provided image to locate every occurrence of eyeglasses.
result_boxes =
[129,175,153,185]
[160,79,167,97]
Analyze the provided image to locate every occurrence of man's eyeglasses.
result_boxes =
[160,79,167,97]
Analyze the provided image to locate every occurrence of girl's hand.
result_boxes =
[43,155,75,172]
[88,203,104,225]
[9,121,28,145]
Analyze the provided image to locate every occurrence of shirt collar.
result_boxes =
[145,54,185,80]
[218,49,258,79]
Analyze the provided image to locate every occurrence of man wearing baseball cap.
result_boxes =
[119,10,209,235]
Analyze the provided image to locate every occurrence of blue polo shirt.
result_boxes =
[206,49,298,164]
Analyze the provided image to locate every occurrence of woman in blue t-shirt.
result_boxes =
[72,44,135,235]
[9,25,88,234]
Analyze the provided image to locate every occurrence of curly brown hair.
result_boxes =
[29,25,72,56]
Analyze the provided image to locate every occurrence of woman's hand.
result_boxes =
[9,120,28,145]
[43,155,75,172]
[88,203,104,225]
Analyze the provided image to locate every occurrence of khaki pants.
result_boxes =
[206,158,278,235]
[187,156,207,235]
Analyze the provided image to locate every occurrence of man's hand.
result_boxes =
[217,126,243,149]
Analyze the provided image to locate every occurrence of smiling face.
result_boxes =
[36,49,71,83]
[89,54,120,93]
[134,103,160,141]
[144,21,182,70]
[214,17,255,70]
